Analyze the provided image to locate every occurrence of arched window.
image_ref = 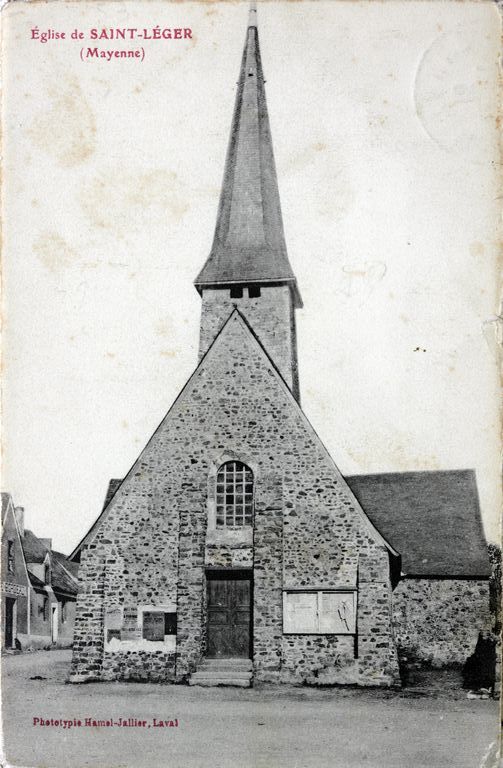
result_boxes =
[216,461,254,527]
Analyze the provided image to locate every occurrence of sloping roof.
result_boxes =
[23,529,78,595]
[51,551,79,596]
[69,309,394,562]
[23,529,49,564]
[345,470,491,577]
[194,7,302,307]
[27,569,46,589]
[53,550,79,580]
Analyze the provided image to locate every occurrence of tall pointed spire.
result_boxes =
[195,3,302,307]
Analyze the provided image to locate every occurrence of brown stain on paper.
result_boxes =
[80,170,190,235]
[33,232,78,272]
[469,241,485,259]
[27,76,96,168]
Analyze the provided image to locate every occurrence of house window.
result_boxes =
[283,591,356,634]
[39,597,48,621]
[44,563,51,584]
[248,285,261,298]
[7,541,14,573]
[216,461,253,527]
[230,286,243,299]
[142,612,177,641]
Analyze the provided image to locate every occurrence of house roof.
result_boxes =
[27,569,46,589]
[50,551,79,596]
[23,529,79,595]
[194,7,302,307]
[345,470,491,577]
[23,529,49,564]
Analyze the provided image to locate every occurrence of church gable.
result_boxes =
[81,309,391,576]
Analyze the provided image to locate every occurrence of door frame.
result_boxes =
[4,597,16,649]
[51,603,58,643]
[205,568,253,660]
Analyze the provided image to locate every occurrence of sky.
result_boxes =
[2,0,501,553]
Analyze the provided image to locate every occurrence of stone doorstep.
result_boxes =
[197,658,253,670]
[191,669,253,678]
[188,677,251,687]
[188,658,253,688]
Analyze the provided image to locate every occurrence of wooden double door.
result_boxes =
[206,571,252,658]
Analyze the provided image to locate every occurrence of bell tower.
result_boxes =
[194,3,302,401]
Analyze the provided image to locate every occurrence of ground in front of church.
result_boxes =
[1,650,499,768]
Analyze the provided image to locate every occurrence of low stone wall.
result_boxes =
[280,635,357,684]
[101,651,176,682]
[16,634,74,651]
[17,634,51,651]
[392,578,491,666]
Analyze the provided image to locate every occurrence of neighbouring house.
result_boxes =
[1,493,79,650]
[69,6,491,687]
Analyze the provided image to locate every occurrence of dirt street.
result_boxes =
[1,650,499,768]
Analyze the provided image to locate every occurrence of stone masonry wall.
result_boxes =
[281,635,356,684]
[71,480,180,681]
[101,650,177,682]
[357,549,400,686]
[199,286,299,399]
[253,471,283,683]
[392,578,491,666]
[71,312,399,685]
[71,550,106,681]
[176,480,208,678]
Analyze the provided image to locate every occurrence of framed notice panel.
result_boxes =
[283,591,356,634]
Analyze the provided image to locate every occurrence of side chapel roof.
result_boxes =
[346,470,491,577]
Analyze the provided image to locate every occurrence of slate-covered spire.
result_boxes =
[195,2,302,307]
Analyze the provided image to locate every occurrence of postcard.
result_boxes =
[1,1,501,767]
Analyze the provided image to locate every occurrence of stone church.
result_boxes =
[70,6,491,687]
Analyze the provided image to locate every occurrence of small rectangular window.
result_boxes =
[283,591,356,634]
[230,286,243,299]
[39,597,48,621]
[248,285,261,298]
[7,541,14,573]
[44,563,50,584]
[164,613,177,635]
